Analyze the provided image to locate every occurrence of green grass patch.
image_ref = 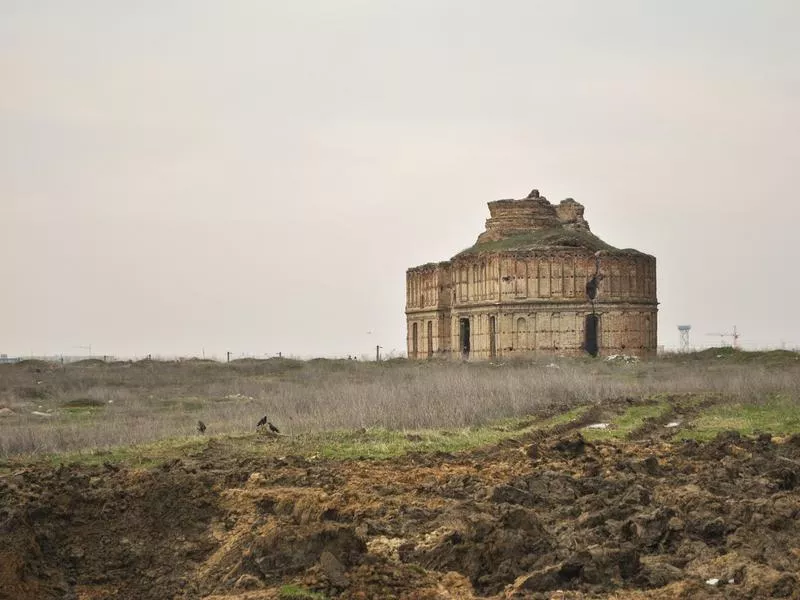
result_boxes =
[582,402,671,441]
[278,585,328,600]
[311,427,507,460]
[537,405,589,428]
[297,407,591,460]
[10,436,210,471]
[678,396,800,441]
[486,406,587,432]
[61,398,107,419]
[455,227,618,255]
[6,407,594,469]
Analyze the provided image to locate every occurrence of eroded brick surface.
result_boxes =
[406,189,658,360]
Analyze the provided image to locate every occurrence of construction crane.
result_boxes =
[706,326,739,349]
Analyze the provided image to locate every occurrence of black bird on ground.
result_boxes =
[268,421,280,434]
[256,415,268,429]
[197,420,207,434]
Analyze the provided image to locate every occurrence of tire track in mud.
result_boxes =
[523,404,605,442]
[510,399,633,448]
[626,393,725,442]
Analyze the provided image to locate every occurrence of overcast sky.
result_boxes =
[2,1,799,359]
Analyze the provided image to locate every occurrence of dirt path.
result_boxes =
[2,420,800,600]
[626,394,725,443]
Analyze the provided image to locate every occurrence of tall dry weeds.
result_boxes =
[0,354,798,456]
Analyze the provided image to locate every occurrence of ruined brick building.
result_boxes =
[405,189,658,359]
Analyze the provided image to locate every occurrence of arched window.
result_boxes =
[515,317,527,350]
[585,314,599,357]
[489,316,497,358]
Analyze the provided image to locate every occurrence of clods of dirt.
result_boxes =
[3,428,800,599]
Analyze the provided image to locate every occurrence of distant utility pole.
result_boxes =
[226,351,231,363]
[376,345,382,362]
[677,325,691,352]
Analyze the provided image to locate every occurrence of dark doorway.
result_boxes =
[584,314,599,357]
[489,316,497,358]
[459,318,471,358]
[412,322,419,359]
[427,321,433,358]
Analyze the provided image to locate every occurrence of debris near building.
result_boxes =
[405,188,658,359]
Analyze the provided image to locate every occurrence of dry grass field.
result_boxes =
[1,348,798,459]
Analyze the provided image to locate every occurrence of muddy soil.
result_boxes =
[2,426,800,599]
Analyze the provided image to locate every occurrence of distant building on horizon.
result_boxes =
[405,188,658,360]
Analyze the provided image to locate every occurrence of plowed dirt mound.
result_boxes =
[2,429,800,599]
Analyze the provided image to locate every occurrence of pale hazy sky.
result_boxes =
[2,1,799,358]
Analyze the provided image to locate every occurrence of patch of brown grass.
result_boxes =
[0,354,798,457]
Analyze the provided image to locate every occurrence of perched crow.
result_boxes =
[197,420,207,434]
[256,415,268,429]
[268,422,280,434]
